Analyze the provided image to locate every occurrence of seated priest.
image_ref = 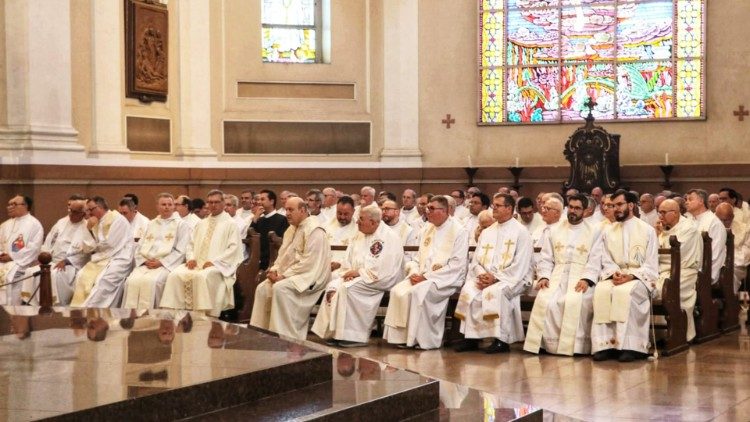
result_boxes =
[70,196,134,307]
[715,203,750,293]
[160,190,243,317]
[655,199,702,341]
[686,189,726,285]
[380,199,417,250]
[250,197,331,340]
[453,193,533,354]
[312,204,403,347]
[592,190,658,362]
[523,193,603,356]
[324,196,359,270]
[22,199,90,305]
[383,195,469,350]
[0,195,44,305]
[123,193,189,309]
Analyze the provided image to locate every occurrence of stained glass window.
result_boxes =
[262,0,321,63]
[479,0,705,124]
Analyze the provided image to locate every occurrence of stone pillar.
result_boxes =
[89,0,129,157]
[380,0,422,165]
[173,0,217,159]
[0,0,84,157]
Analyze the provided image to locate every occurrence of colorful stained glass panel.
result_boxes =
[483,0,505,10]
[506,66,560,123]
[617,1,672,62]
[481,68,504,123]
[616,61,673,119]
[677,0,702,58]
[561,0,614,5]
[506,8,559,66]
[676,59,701,117]
[560,63,615,121]
[482,11,504,67]
[262,28,317,63]
[508,0,559,8]
[560,6,616,62]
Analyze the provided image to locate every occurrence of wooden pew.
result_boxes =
[693,231,721,343]
[652,235,689,356]
[237,228,261,323]
[715,228,739,333]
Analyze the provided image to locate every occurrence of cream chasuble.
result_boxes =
[250,216,331,340]
[324,219,358,264]
[70,210,133,308]
[383,217,468,349]
[454,218,532,344]
[123,215,189,309]
[160,211,242,317]
[592,217,658,354]
[312,221,403,342]
[0,214,44,305]
[731,220,750,293]
[523,220,602,355]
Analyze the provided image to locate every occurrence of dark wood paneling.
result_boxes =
[224,121,370,154]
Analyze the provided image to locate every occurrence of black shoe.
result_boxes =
[485,339,510,354]
[593,350,613,361]
[338,340,368,348]
[395,343,411,349]
[618,350,647,362]
[454,339,480,353]
[324,339,339,346]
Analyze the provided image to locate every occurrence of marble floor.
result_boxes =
[311,323,750,421]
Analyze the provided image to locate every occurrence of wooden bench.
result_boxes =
[236,228,261,323]
[715,228,739,333]
[653,235,689,356]
[693,231,721,343]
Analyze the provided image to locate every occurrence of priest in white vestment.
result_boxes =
[639,194,658,227]
[715,203,750,293]
[400,189,418,224]
[118,198,150,242]
[312,205,403,346]
[462,194,490,247]
[383,195,469,350]
[592,190,658,362]
[70,196,134,308]
[250,197,331,340]
[123,194,190,309]
[323,197,359,269]
[523,194,603,355]
[516,197,544,235]
[531,198,563,248]
[407,194,430,231]
[453,193,533,353]
[686,189,726,285]
[381,200,417,249]
[319,187,338,224]
[0,195,44,305]
[22,200,89,305]
[160,190,243,317]
[655,199,702,341]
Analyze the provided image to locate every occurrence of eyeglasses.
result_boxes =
[603,204,615,208]
[206,200,223,205]
[493,203,512,209]
[541,206,560,212]
[426,206,446,212]
[381,207,399,211]
[6,202,25,207]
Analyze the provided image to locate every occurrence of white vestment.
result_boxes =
[388,218,417,263]
[0,214,44,305]
[312,221,404,342]
[70,210,134,307]
[731,220,750,293]
[689,210,726,284]
[592,217,658,354]
[383,217,468,349]
[320,205,336,224]
[250,216,331,340]
[407,212,426,231]
[463,214,480,247]
[640,209,658,228]
[131,212,150,241]
[324,219,358,265]
[454,218,533,344]
[183,213,202,233]
[523,220,602,355]
[656,216,701,341]
[22,216,89,305]
[400,207,417,224]
[123,215,189,309]
[454,205,470,223]
[160,211,243,316]
[233,213,251,261]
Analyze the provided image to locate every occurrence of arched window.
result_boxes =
[479,0,705,124]
[262,0,329,63]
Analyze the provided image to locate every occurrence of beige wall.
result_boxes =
[418,0,749,168]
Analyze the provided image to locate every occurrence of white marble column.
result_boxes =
[88,0,129,157]
[380,0,422,165]
[173,0,217,159]
[0,0,84,157]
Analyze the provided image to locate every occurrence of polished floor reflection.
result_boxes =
[312,321,750,421]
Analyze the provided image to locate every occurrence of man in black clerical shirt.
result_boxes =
[251,189,290,270]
